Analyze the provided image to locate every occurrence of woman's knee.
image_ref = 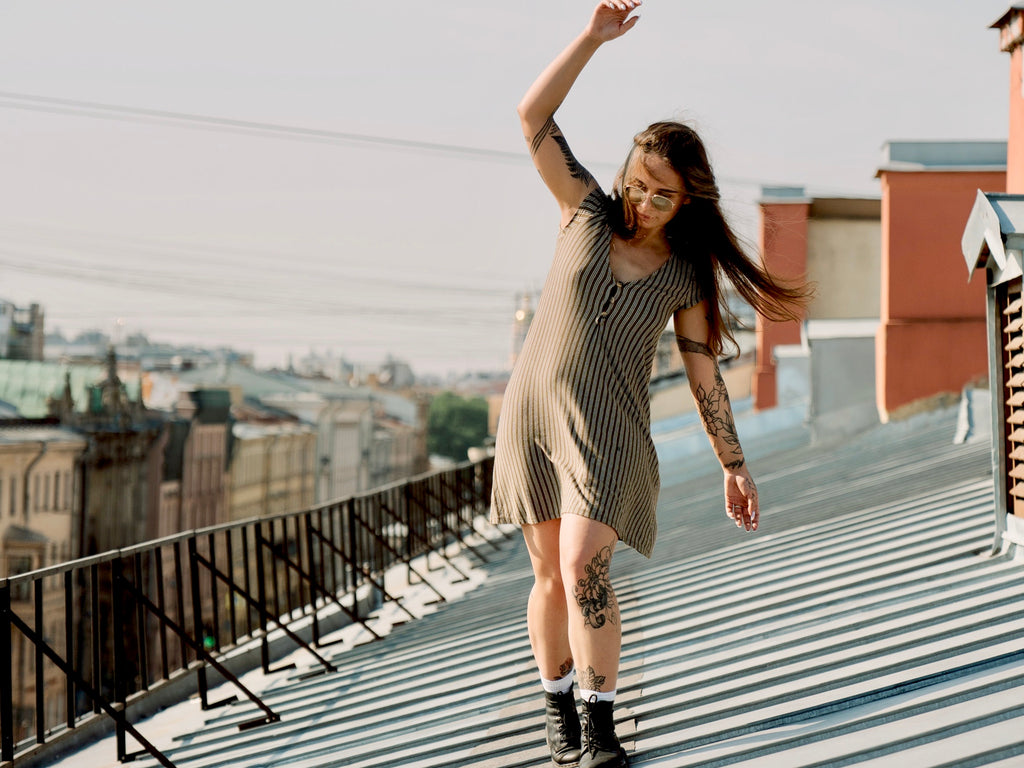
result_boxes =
[555,517,620,628]
[523,519,564,587]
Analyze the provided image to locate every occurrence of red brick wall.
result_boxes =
[877,169,1006,417]
[754,201,808,410]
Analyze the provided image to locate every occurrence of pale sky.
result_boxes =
[0,1,1013,376]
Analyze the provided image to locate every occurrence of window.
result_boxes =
[8,554,33,600]
[53,471,60,511]
[9,477,16,517]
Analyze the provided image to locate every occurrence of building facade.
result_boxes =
[755,189,881,413]
[0,301,44,362]
[876,141,1006,419]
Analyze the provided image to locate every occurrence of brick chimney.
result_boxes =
[993,4,1024,192]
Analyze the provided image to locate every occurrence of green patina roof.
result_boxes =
[0,360,140,418]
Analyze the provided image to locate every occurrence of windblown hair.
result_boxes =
[610,121,812,357]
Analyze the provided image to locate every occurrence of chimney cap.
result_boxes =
[877,140,1007,175]
[990,3,1024,30]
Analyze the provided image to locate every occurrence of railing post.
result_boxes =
[64,571,75,730]
[90,563,101,716]
[34,578,44,744]
[254,521,271,674]
[345,499,360,621]
[303,513,320,646]
[207,533,219,653]
[111,557,128,762]
[0,582,14,762]
[188,536,212,708]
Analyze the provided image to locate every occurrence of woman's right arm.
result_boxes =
[518,1,641,227]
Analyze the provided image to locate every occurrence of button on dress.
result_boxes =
[490,187,702,557]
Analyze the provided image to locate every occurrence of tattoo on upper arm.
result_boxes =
[573,546,618,629]
[528,114,593,185]
[530,114,556,156]
[551,133,593,184]
[676,335,714,359]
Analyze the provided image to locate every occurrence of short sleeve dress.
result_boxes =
[489,187,702,558]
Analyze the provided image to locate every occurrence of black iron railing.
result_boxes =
[0,457,499,767]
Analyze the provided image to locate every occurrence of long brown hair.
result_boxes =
[610,121,811,356]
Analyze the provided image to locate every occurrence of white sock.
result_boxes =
[541,668,575,695]
[580,687,615,703]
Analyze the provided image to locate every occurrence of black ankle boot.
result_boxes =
[580,697,628,768]
[545,689,582,766]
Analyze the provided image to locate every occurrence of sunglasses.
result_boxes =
[624,186,675,212]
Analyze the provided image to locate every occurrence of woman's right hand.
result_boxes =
[585,0,642,44]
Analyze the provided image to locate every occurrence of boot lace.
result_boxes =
[583,696,618,757]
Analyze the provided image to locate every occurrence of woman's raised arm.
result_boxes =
[518,1,641,226]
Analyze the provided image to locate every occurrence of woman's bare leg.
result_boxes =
[557,515,621,694]
[522,518,574,679]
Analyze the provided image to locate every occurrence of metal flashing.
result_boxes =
[878,141,1008,176]
[962,191,1024,285]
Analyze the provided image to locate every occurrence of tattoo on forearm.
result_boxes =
[574,546,618,629]
[678,336,744,467]
[579,665,607,692]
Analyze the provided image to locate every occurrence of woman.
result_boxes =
[489,3,808,766]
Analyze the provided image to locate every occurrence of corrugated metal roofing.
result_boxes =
[47,399,1021,767]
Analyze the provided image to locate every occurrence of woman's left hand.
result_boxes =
[724,466,759,532]
[584,1,642,44]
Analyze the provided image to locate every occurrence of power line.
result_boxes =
[0,90,533,165]
[0,90,807,188]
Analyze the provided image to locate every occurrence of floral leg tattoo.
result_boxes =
[677,336,745,470]
[573,546,618,629]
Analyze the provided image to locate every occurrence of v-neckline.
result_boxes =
[607,239,673,286]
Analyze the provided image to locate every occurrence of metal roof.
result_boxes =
[46,398,1022,767]
[0,360,140,418]
[877,141,1008,174]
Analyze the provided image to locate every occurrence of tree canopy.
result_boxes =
[427,391,489,462]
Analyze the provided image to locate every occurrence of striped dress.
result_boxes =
[490,187,702,557]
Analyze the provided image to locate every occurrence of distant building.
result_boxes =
[0,424,86,744]
[755,189,882,437]
[44,328,254,371]
[755,188,879,409]
[227,415,316,522]
[174,364,428,501]
[155,388,232,539]
[0,424,86,575]
[49,348,167,554]
[0,300,44,361]
[509,292,535,370]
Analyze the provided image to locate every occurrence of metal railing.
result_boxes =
[0,457,500,767]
